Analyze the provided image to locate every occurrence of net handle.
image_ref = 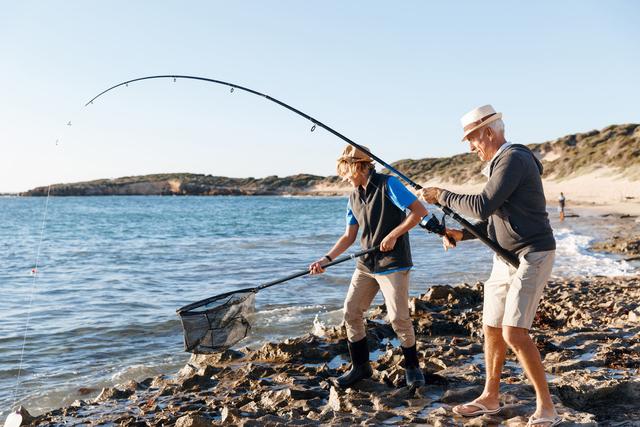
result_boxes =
[255,246,379,291]
[176,246,379,314]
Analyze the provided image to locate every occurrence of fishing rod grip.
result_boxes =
[323,245,379,268]
[437,204,520,268]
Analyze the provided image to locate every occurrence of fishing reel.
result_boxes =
[420,214,446,235]
[420,214,458,248]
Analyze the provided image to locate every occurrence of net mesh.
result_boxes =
[177,290,256,354]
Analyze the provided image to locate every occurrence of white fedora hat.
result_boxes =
[460,104,502,141]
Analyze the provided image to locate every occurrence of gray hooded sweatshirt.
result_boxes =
[438,144,556,256]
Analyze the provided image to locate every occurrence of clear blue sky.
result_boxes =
[1,1,638,192]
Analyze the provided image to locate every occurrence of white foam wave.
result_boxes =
[311,314,327,337]
[553,228,634,277]
[256,304,327,325]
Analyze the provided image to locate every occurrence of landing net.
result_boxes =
[177,288,256,354]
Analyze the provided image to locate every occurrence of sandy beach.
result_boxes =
[418,170,640,217]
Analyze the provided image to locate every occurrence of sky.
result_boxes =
[1,1,638,193]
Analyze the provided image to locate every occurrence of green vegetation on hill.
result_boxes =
[532,124,640,179]
[22,173,332,196]
[389,123,640,184]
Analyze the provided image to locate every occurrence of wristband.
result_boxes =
[323,254,333,262]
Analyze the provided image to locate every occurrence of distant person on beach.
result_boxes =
[309,144,428,389]
[558,192,566,221]
[419,105,560,426]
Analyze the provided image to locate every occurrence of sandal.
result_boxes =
[452,401,502,417]
[527,414,562,426]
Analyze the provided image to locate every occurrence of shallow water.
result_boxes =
[0,195,634,415]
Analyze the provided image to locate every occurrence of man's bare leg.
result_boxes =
[503,326,556,424]
[453,324,506,415]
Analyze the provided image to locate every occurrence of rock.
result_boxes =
[556,375,640,411]
[220,406,241,424]
[249,335,337,362]
[424,357,448,372]
[93,386,134,402]
[326,386,346,412]
[178,373,217,391]
[440,385,484,403]
[175,414,213,427]
[150,374,172,388]
[190,349,244,367]
[119,380,144,392]
[260,388,292,408]
[239,401,261,414]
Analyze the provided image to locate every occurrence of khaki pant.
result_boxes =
[483,250,556,329]
[343,269,415,347]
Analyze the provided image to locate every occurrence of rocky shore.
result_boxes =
[20,275,639,426]
[591,214,640,262]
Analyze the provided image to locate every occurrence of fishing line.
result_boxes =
[8,112,78,413]
[10,185,51,409]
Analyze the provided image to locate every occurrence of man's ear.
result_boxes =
[485,126,494,141]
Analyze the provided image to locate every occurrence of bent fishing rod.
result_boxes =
[85,75,519,268]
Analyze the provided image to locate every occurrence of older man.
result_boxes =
[420,105,560,426]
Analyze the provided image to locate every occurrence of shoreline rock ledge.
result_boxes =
[23,276,640,425]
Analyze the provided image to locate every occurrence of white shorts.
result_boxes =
[483,250,555,329]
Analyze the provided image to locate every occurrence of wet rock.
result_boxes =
[592,235,640,256]
[150,374,173,388]
[93,386,134,402]
[178,373,218,391]
[556,375,640,411]
[76,386,97,395]
[250,335,337,363]
[440,385,483,403]
[69,399,87,409]
[424,356,448,372]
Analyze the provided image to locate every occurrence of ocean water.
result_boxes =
[0,196,635,416]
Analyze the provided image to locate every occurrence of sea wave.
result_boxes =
[553,227,633,277]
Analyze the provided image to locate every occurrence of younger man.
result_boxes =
[310,144,428,388]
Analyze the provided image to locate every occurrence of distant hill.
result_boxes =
[389,123,640,184]
[22,173,345,197]
[21,124,639,197]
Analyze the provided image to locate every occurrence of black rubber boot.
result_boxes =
[336,337,373,388]
[402,344,425,388]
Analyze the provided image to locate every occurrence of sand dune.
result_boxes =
[418,166,640,216]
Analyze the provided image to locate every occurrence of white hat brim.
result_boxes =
[461,113,502,141]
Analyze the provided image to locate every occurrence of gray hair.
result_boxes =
[488,118,505,135]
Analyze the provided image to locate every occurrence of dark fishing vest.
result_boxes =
[349,171,413,273]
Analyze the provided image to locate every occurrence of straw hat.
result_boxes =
[460,104,502,141]
[337,144,373,163]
